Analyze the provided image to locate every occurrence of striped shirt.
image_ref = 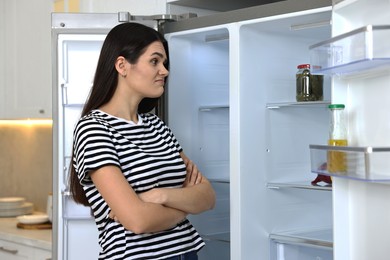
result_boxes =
[73,110,204,259]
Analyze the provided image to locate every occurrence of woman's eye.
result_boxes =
[151,58,158,65]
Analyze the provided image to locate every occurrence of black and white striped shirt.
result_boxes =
[73,110,204,259]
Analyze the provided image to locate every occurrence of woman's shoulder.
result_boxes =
[140,113,165,125]
[75,110,111,132]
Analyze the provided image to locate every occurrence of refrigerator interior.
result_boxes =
[238,8,334,260]
[165,6,334,260]
[55,33,106,260]
[165,27,230,260]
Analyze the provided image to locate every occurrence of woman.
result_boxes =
[70,22,216,260]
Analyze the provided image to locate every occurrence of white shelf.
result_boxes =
[270,228,332,249]
[199,105,229,111]
[310,25,390,75]
[310,145,390,182]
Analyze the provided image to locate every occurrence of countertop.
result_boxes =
[0,217,51,251]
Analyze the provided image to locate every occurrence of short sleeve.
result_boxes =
[73,118,120,187]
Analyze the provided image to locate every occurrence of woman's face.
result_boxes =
[124,41,169,99]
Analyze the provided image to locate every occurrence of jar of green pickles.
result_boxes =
[296,64,323,102]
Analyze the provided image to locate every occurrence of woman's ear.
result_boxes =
[115,56,127,77]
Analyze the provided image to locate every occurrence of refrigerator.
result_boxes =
[52,0,390,259]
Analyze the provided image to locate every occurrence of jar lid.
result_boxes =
[328,104,345,109]
[297,64,310,69]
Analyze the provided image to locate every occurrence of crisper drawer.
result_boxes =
[271,242,332,260]
[270,228,333,260]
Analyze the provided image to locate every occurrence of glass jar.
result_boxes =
[327,104,348,173]
[296,64,323,102]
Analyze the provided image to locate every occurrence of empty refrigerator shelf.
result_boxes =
[267,181,331,191]
[209,178,230,184]
[202,232,230,243]
[266,101,330,109]
[270,228,332,249]
[310,145,390,182]
[310,25,390,75]
[199,105,229,112]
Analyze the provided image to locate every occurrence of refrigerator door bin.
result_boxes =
[64,219,99,260]
[310,145,390,182]
[58,34,105,105]
[270,228,333,260]
[62,192,93,220]
[310,25,390,75]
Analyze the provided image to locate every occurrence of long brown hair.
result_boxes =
[69,22,169,205]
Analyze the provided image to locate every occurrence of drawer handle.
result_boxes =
[0,246,18,254]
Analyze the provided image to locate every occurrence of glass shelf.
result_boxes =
[199,105,229,112]
[267,181,331,191]
[310,145,390,182]
[209,178,230,184]
[310,25,390,75]
[270,228,332,249]
[203,232,230,243]
[266,101,330,109]
[63,103,84,107]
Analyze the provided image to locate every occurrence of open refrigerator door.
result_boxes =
[51,13,165,260]
[309,0,390,259]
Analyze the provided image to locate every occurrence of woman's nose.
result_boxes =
[160,65,169,76]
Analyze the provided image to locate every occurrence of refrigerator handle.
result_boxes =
[120,12,198,23]
[61,83,68,105]
[118,12,131,22]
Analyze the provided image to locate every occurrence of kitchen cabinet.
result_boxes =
[0,0,52,119]
[0,239,51,260]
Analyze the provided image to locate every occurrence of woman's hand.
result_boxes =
[182,154,203,187]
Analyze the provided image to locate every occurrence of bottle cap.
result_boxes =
[297,64,310,69]
[328,104,345,109]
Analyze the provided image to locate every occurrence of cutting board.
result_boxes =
[17,222,52,230]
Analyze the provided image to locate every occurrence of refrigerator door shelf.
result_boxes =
[310,25,390,75]
[62,192,94,220]
[310,145,390,182]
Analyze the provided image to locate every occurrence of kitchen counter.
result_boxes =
[0,217,51,251]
